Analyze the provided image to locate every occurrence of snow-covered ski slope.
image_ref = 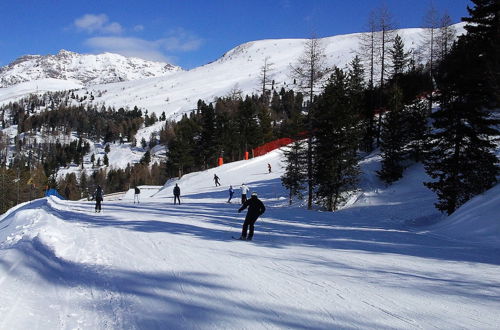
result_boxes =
[1,148,499,329]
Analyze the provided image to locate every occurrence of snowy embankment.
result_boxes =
[429,183,500,247]
[1,148,499,329]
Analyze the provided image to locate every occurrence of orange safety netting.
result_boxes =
[252,137,295,157]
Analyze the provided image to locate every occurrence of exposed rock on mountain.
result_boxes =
[0,50,182,87]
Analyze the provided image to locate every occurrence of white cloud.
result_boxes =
[85,37,171,62]
[103,22,123,34]
[74,14,202,64]
[84,29,203,64]
[133,25,145,32]
[74,14,123,34]
[164,28,203,52]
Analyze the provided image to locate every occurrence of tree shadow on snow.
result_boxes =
[46,186,500,269]
[4,237,379,329]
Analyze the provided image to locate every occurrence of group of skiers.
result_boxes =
[90,174,266,240]
[228,183,249,204]
[91,185,141,212]
[172,177,265,240]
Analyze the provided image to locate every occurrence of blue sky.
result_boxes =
[0,0,472,69]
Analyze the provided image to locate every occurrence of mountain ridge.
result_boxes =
[0,49,182,87]
[1,24,466,118]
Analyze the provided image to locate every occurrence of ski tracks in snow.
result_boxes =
[2,196,500,329]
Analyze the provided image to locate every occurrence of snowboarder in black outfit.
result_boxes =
[214,174,221,186]
[268,163,272,173]
[134,186,141,204]
[173,183,181,205]
[94,185,103,213]
[237,192,265,241]
[227,185,234,203]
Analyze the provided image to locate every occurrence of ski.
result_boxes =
[232,236,253,241]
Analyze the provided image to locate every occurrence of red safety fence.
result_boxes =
[252,137,295,157]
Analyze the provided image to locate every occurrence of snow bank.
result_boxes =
[430,183,500,247]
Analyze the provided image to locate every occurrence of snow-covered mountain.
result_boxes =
[86,24,466,119]
[0,24,467,177]
[0,24,466,119]
[0,50,182,87]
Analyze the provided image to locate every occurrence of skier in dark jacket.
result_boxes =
[173,183,181,205]
[134,186,141,204]
[94,185,103,213]
[237,192,265,241]
[214,174,221,186]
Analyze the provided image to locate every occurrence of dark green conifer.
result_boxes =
[313,68,361,211]
[281,140,307,205]
[424,0,499,214]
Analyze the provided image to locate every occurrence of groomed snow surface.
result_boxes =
[1,149,499,329]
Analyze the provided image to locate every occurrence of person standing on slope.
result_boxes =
[173,183,181,205]
[237,192,266,241]
[214,174,221,186]
[240,183,249,204]
[134,186,141,204]
[268,163,272,173]
[94,185,103,213]
[227,185,234,203]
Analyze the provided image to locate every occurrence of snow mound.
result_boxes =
[430,183,500,247]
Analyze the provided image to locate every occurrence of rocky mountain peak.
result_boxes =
[0,50,183,87]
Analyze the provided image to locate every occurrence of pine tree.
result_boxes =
[60,173,79,200]
[313,68,360,211]
[462,0,500,107]
[80,171,89,199]
[406,100,429,162]
[389,35,411,80]
[424,1,499,214]
[290,36,330,210]
[237,96,261,154]
[199,101,218,168]
[257,102,274,143]
[347,56,369,151]
[166,115,199,177]
[436,13,457,63]
[281,140,307,205]
[140,150,151,165]
[378,84,407,184]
